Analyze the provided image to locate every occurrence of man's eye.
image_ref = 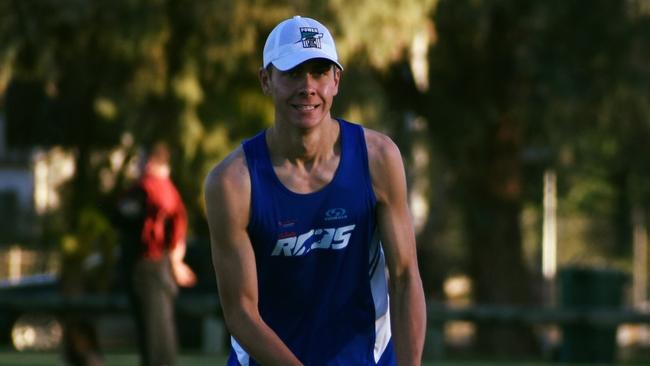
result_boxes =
[309,69,328,78]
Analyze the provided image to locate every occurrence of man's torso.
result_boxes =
[230,119,394,366]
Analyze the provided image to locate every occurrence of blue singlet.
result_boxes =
[228,119,395,366]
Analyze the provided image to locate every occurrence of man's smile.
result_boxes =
[293,104,320,111]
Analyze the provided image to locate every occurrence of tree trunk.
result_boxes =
[461,113,537,355]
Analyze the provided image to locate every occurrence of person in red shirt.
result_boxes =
[117,142,196,366]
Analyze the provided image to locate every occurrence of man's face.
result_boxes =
[260,59,341,130]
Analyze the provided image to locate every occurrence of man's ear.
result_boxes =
[332,66,341,95]
[259,67,272,95]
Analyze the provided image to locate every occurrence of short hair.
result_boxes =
[145,141,170,165]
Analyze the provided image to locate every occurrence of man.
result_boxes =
[117,142,197,366]
[204,16,426,365]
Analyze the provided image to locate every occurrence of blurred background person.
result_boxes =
[115,141,197,366]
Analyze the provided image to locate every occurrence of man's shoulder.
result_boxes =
[361,127,401,162]
[360,127,405,203]
[204,146,249,194]
[204,146,252,229]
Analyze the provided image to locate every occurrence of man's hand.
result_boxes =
[170,241,197,287]
[171,259,197,287]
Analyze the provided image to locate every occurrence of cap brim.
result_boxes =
[271,49,343,71]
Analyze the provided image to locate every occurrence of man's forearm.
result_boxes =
[224,307,303,366]
[390,271,426,365]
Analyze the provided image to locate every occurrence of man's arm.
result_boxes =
[204,148,303,366]
[170,240,197,287]
[169,188,197,287]
[366,130,426,365]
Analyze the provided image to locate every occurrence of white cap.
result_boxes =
[263,15,343,71]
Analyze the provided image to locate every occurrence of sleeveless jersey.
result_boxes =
[229,119,395,366]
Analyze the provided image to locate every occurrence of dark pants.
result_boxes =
[128,258,179,366]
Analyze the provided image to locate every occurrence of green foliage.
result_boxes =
[331,0,437,69]
[423,0,650,268]
[59,206,118,293]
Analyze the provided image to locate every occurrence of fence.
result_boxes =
[2,293,650,358]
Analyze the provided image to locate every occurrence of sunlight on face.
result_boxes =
[263,59,341,129]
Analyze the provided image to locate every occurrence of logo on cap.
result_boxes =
[298,27,323,49]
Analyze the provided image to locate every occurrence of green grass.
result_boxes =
[1,351,227,366]
[0,350,647,366]
[0,351,525,366]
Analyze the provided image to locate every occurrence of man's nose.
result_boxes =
[297,73,317,95]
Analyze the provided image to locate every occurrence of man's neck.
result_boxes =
[266,118,340,164]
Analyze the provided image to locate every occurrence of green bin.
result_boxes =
[558,266,628,364]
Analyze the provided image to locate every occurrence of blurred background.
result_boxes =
[1,0,650,364]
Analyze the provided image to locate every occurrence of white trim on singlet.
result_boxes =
[368,229,391,362]
[231,336,250,366]
[374,305,392,362]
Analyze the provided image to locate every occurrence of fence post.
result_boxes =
[9,245,22,282]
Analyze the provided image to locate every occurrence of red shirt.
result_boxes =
[138,173,187,260]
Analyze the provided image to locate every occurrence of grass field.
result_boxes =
[2,351,228,366]
[0,352,583,366]
[0,350,645,366]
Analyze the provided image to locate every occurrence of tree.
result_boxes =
[415,0,650,354]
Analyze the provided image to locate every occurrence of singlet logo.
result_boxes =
[324,208,347,221]
[272,225,356,257]
[298,27,323,49]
